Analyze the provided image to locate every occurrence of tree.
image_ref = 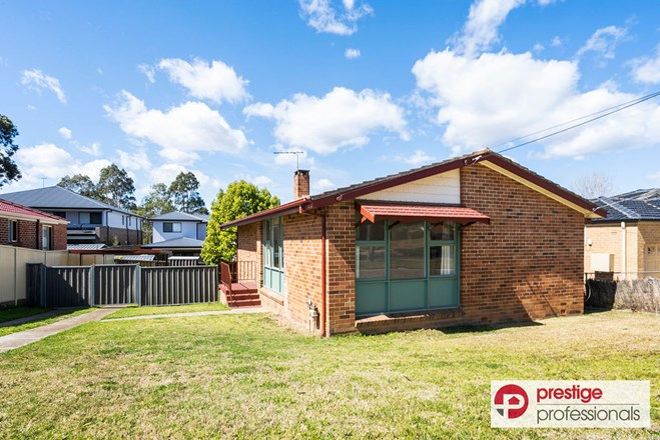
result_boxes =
[0,114,21,187]
[58,174,98,198]
[573,172,615,199]
[169,172,208,214]
[139,183,175,217]
[95,164,136,209]
[202,180,280,264]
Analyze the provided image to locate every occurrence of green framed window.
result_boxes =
[263,217,284,294]
[356,220,460,316]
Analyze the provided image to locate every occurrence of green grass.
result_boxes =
[104,302,229,319]
[0,310,657,439]
[0,306,49,323]
[0,307,95,337]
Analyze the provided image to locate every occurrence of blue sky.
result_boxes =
[1,0,659,206]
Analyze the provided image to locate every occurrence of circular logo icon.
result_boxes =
[493,384,529,419]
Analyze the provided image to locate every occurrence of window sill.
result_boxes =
[259,287,285,305]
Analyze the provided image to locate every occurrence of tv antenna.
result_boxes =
[273,151,305,170]
[40,177,47,188]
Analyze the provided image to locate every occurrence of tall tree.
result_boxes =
[169,171,208,214]
[202,180,280,264]
[58,174,98,198]
[0,114,21,187]
[139,183,175,217]
[95,164,136,209]
[573,172,615,199]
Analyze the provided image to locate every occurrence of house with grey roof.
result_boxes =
[144,211,208,256]
[585,188,660,278]
[0,186,143,246]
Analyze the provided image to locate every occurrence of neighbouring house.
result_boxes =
[0,198,68,250]
[0,186,143,246]
[585,189,660,279]
[221,149,604,336]
[150,211,208,243]
[141,237,205,257]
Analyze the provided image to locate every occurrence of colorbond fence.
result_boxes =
[26,263,218,307]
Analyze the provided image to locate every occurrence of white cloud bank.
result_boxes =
[299,0,372,36]
[245,86,408,154]
[631,46,660,84]
[20,69,67,103]
[158,58,249,103]
[411,0,660,159]
[105,91,248,164]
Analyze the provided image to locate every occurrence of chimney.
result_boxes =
[293,169,310,199]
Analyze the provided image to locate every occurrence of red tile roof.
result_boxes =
[359,203,490,224]
[0,198,68,224]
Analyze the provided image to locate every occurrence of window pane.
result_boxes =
[389,222,425,279]
[163,222,173,233]
[90,212,102,224]
[80,212,91,224]
[357,221,385,241]
[430,222,455,241]
[273,224,281,268]
[172,222,182,232]
[357,245,385,279]
[430,245,455,276]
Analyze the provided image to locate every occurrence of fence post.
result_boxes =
[89,265,95,307]
[135,264,142,306]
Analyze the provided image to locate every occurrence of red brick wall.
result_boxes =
[0,218,66,250]
[459,164,585,323]
[326,202,357,335]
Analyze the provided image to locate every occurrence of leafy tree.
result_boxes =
[202,180,280,264]
[95,164,136,209]
[58,174,98,198]
[0,114,21,187]
[135,183,175,244]
[169,171,208,214]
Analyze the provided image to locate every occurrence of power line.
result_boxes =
[493,91,660,155]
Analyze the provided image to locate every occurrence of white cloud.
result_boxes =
[532,43,544,53]
[345,48,361,59]
[412,49,660,158]
[252,175,273,186]
[7,143,111,190]
[244,87,408,154]
[382,149,434,166]
[138,64,156,83]
[158,58,248,103]
[117,149,151,171]
[58,127,72,139]
[631,46,660,84]
[79,142,101,156]
[299,0,372,36]
[104,91,248,162]
[20,69,67,103]
[576,25,628,61]
[550,36,563,47]
[315,178,335,192]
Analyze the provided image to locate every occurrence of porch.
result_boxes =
[220,260,260,308]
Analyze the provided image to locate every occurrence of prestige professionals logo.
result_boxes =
[491,380,650,428]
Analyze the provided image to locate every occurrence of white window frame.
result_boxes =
[41,225,52,250]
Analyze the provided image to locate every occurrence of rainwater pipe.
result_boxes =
[621,221,627,280]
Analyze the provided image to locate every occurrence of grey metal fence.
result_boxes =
[26,264,218,308]
[140,266,217,306]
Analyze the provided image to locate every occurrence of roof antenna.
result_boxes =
[274,151,305,171]
[40,177,47,188]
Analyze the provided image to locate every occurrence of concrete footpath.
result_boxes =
[0,308,116,353]
[102,308,267,322]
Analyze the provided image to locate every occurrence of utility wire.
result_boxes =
[493,91,660,154]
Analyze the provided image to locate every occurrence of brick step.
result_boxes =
[228,298,261,307]
[227,293,259,301]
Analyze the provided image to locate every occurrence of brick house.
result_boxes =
[221,149,604,336]
[0,199,68,250]
[585,189,660,279]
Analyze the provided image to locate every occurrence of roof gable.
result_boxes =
[151,211,209,222]
[0,199,68,224]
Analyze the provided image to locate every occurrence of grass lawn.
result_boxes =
[0,306,49,323]
[104,301,229,319]
[0,307,95,337]
[0,310,657,439]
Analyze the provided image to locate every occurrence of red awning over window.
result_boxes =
[358,203,490,225]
